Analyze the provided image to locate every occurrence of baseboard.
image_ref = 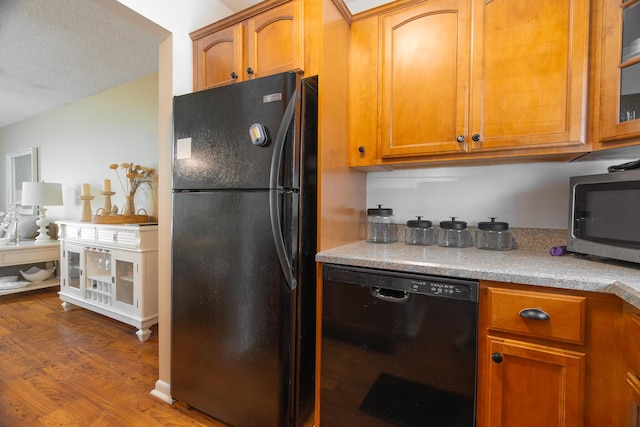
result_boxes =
[150,379,174,404]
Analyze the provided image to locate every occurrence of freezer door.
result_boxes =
[171,191,296,427]
[173,72,298,191]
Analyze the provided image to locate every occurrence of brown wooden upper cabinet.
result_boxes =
[193,24,244,90]
[598,0,640,146]
[379,0,470,158]
[350,0,590,168]
[192,0,303,91]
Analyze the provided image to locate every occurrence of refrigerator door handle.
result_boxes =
[269,90,298,291]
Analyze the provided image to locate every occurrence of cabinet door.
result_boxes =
[194,24,244,91]
[599,0,640,143]
[379,0,470,158]
[246,0,303,80]
[112,251,137,315]
[484,337,585,426]
[469,0,589,153]
[627,373,640,427]
[349,16,379,168]
[61,243,83,297]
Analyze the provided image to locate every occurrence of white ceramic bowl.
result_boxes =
[0,275,18,283]
[0,237,10,246]
[0,281,29,290]
[20,266,55,282]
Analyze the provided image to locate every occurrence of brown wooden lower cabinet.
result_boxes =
[314,277,634,425]
[624,304,640,426]
[626,373,640,427]
[484,337,585,426]
[477,281,625,427]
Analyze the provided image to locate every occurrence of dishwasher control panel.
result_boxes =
[410,280,471,300]
[324,264,478,302]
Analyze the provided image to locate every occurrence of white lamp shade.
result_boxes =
[21,182,63,206]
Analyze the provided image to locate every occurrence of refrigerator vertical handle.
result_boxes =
[269,90,298,291]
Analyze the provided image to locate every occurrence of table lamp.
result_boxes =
[21,182,63,243]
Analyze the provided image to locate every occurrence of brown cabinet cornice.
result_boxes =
[190,0,291,40]
[190,0,352,39]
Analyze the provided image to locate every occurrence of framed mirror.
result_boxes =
[6,148,38,214]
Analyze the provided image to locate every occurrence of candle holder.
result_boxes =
[101,191,115,216]
[79,195,94,221]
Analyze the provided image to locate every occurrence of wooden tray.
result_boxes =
[91,214,149,224]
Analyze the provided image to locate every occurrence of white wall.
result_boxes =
[346,0,395,13]
[115,0,235,96]
[367,156,640,229]
[0,73,159,222]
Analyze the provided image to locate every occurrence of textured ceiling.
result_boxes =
[0,0,388,129]
[0,0,166,128]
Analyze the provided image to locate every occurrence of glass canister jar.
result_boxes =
[475,217,514,250]
[438,217,472,247]
[405,216,437,246]
[366,205,396,243]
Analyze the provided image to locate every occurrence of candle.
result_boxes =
[82,183,90,196]
[103,179,111,192]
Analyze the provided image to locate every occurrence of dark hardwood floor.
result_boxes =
[0,288,226,426]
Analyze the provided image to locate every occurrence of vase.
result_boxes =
[123,195,135,216]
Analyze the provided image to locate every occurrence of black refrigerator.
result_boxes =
[171,72,318,427]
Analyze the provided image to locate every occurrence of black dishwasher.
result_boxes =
[321,264,478,427]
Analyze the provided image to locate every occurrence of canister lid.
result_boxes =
[406,216,432,228]
[367,204,394,217]
[478,217,509,231]
[439,217,467,230]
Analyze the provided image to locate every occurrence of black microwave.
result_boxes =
[567,169,640,264]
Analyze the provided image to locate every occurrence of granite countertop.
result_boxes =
[316,241,640,309]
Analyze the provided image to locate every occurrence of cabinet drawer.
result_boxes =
[96,228,138,248]
[62,224,96,242]
[486,287,586,344]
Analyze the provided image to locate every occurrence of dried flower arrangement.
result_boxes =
[109,163,155,197]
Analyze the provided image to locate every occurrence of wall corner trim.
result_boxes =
[150,379,174,404]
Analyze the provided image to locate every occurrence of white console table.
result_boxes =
[57,221,158,341]
[0,240,60,295]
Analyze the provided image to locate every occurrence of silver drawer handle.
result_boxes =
[519,308,550,321]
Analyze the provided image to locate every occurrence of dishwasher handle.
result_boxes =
[371,287,410,303]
